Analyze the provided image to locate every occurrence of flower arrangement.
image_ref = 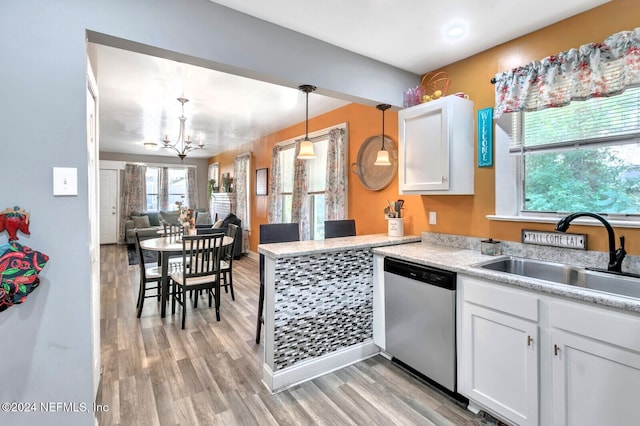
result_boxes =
[175,201,195,229]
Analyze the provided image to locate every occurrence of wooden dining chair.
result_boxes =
[163,222,184,238]
[220,223,239,300]
[134,230,161,318]
[256,223,299,343]
[324,219,356,238]
[170,233,224,329]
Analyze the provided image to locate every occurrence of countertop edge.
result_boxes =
[373,242,640,314]
[258,234,421,259]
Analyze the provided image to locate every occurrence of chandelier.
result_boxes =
[161,96,204,160]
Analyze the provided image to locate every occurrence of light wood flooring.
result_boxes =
[96,243,492,426]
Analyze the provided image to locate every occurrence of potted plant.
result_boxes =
[208,179,217,197]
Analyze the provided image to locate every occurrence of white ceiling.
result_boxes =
[96,0,608,159]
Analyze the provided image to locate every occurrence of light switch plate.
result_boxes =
[53,167,78,196]
[429,211,437,225]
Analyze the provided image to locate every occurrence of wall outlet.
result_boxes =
[429,211,437,225]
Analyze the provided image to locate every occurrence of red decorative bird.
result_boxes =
[0,206,30,242]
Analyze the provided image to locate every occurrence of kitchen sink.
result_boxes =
[475,256,640,299]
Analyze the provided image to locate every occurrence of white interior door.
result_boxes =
[87,60,101,401]
[100,169,118,244]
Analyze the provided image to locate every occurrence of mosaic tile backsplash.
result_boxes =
[273,249,373,370]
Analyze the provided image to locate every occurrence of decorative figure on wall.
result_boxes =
[0,206,30,241]
[0,206,50,313]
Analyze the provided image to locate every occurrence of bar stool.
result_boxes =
[324,219,356,238]
[256,223,299,344]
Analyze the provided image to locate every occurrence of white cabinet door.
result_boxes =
[399,100,449,191]
[463,303,539,426]
[398,95,474,195]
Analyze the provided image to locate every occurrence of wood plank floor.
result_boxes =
[96,243,493,426]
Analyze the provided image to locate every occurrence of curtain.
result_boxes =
[494,27,640,118]
[186,166,198,209]
[324,127,347,220]
[158,167,169,210]
[233,153,250,229]
[120,163,147,242]
[267,145,283,224]
[291,141,311,240]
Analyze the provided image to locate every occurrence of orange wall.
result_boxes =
[213,0,640,255]
[210,103,408,252]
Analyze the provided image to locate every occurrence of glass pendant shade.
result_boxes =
[297,139,316,159]
[374,148,391,166]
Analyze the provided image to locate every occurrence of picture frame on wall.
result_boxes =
[256,168,268,196]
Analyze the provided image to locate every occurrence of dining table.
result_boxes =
[139,234,234,318]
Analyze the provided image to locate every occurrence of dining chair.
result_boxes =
[134,230,161,318]
[163,222,184,238]
[324,219,356,239]
[170,233,225,329]
[220,223,239,300]
[256,223,300,344]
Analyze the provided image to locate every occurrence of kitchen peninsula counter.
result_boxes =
[258,233,419,392]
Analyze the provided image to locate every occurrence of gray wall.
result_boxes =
[0,1,417,425]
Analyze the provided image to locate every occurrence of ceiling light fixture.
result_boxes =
[446,25,465,40]
[162,96,205,160]
[143,140,158,150]
[374,104,392,166]
[297,84,317,160]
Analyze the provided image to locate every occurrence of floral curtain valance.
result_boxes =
[494,27,640,118]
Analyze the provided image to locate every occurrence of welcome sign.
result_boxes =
[477,107,493,167]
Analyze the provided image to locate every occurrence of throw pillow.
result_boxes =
[212,219,225,228]
[160,210,180,225]
[146,211,161,227]
[132,215,151,228]
[0,242,50,313]
[195,211,211,225]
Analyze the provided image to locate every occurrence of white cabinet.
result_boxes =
[398,95,474,194]
[549,301,640,426]
[459,275,640,426]
[459,276,539,426]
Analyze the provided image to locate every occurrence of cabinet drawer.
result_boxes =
[549,300,640,352]
[461,275,538,321]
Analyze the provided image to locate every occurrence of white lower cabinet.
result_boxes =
[549,302,640,426]
[459,276,539,426]
[459,275,640,426]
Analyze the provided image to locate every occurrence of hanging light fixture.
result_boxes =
[374,104,392,166]
[297,84,317,159]
[161,96,205,160]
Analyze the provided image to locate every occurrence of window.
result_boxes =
[507,87,640,218]
[145,167,188,211]
[279,137,329,239]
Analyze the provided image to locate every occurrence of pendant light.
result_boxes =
[374,104,392,166]
[297,84,317,160]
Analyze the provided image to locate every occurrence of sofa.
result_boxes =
[125,209,211,244]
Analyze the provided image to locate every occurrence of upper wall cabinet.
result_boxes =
[398,95,474,195]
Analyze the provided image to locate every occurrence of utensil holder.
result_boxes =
[388,218,404,237]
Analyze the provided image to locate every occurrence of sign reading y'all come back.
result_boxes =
[521,230,587,250]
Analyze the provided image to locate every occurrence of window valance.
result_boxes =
[494,27,640,118]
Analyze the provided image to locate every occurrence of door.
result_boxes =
[399,100,449,192]
[463,303,539,426]
[551,329,640,426]
[100,169,118,244]
[87,60,101,400]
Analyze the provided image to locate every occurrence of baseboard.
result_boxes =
[263,340,379,393]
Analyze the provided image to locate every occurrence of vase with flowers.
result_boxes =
[175,201,195,234]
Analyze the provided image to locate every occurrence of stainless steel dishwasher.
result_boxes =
[384,257,461,398]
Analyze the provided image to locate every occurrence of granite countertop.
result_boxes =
[373,241,640,314]
[258,234,421,259]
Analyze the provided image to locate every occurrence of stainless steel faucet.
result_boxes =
[555,212,626,273]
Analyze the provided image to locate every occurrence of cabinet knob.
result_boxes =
[554,344,560,356]
[527,335,533,346]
